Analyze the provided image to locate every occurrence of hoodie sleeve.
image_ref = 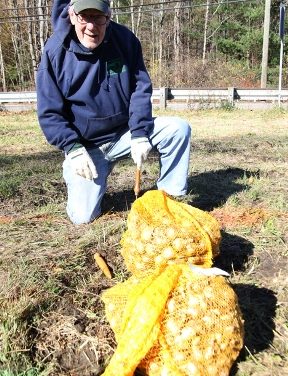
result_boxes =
[36,50,81,152]
[128,38,154,139]
[51,0,71,32]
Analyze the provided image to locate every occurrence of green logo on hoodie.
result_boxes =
[107,58,127,76]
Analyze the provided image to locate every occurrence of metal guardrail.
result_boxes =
[0,91,37,103]
[151,87,288,109]
[1,88,288,110]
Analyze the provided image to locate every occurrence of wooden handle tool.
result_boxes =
[134,166,141,199]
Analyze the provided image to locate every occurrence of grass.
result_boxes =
[0,108,288,375]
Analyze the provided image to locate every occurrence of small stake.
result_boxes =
[94,252,112,279]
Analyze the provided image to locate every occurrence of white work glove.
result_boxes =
[67,147,98,180]
[131,137,152,168]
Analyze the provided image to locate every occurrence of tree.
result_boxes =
[0,0,286,90]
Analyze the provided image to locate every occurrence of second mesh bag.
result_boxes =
[102,265,244,376]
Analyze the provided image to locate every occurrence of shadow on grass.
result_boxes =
[187,167,260,211]
[0,150,63,165]
[231,284,277,375]
[214,232,254,273]
[213,232,277,372]
[211,229,277,371]
[102,190,136,214]
[103,167,259,214]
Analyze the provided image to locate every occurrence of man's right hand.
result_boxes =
[131,137,152,168]
[67,147,98,180]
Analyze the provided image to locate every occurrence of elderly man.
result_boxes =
[37,0,191,225]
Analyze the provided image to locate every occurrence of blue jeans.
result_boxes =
[63,116,191,224]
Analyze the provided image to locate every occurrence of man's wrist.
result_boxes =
[131,136,149,144]
[66,142,83,154]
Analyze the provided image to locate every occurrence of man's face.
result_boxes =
[69,8,109,50]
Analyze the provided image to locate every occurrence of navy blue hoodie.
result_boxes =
[37,1,153,152]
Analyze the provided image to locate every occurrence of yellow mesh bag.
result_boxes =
[101,190,244,376]
[120,191,221,277]
[138,266,244,376]
[102,265,244,376]
[102,266,182,376]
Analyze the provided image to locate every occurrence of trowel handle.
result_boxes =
[134,166,141,198]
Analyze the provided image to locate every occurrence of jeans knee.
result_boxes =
[172,118,191,140]
[67,207,100,225]
[180,119,191,139]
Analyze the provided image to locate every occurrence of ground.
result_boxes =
[0,108,287,376]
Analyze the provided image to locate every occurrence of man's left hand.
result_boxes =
[131,137,152,167]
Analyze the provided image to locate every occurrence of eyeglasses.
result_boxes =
[75,13,108,25]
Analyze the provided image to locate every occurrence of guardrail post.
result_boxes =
[159,87,168,109]
[228,87,235,105]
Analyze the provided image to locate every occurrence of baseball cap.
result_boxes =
[71,0,110,13]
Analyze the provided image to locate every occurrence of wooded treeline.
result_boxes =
[0,0,286,91]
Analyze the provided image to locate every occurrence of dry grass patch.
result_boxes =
[0,108,288,375]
